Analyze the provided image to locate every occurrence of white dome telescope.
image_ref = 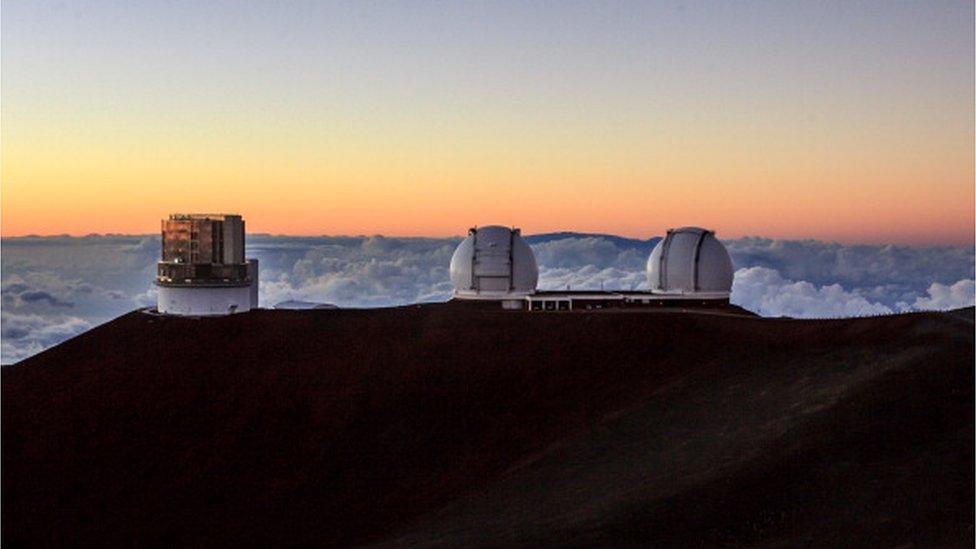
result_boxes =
[647,227,733,298]
[450,225,538,299]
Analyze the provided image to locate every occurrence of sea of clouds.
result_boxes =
[2,233,973,363]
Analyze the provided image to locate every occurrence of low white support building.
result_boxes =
[525,292,624,311]
[523,290,731,312]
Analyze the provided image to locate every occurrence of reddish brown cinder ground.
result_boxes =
[3,303,973,546]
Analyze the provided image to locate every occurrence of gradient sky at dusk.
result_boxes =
[2,1,973,244]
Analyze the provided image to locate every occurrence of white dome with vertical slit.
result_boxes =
[647,227,734,297]
[450,225,538,299]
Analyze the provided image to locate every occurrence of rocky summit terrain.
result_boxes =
[3,303,973,546]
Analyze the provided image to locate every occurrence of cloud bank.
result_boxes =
[2,233,972,363]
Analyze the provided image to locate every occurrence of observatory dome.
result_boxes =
[450,225,538,299]
[647,227,734,297]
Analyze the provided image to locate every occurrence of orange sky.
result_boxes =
[2,2,973,245]
[3,110,972,244]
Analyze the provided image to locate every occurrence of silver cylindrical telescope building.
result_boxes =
[155,213,259,315]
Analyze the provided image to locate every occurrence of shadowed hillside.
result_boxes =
[3,304,973,546]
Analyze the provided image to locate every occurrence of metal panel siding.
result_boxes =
[646,227,733,296]
[450,225,538,298]
[664,231,699,292]
[691,230,708,291]
[511,237,539,291]
[247,259,259,308]
[221,216,245,264]
[448,236,477,291]
[472,227,513,277]
[646,240,665,291]
[157,284,252,316]
[696,237,734,292]
[477,277,511,292]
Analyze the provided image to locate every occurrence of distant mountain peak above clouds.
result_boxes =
[524,232,661,250]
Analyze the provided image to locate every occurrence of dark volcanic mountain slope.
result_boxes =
[3,304,973,547]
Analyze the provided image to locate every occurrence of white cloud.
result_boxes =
[724,238,974,294]
[730,266,893,318]
[531,237,647,271]
[911,279,975,311]
[2,233,972,362]
[538,265,647,292]
[256,236,458,307]
[0,313,93,364]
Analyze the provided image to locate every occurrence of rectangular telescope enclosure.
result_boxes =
[157,214,248,285]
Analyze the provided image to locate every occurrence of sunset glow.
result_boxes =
[2,1,973,244]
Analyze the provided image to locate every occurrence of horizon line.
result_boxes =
[1,231,973,248]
